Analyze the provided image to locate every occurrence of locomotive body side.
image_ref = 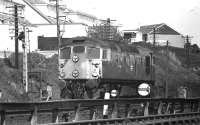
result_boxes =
[101,51,154,81]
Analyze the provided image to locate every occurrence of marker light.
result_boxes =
[72,55,79,63]
[60,71,65,78]
[92,71,98,77]
[138,83,150,96]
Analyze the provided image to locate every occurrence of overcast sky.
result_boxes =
[66,0,200,46]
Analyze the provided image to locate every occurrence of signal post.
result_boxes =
[18,28,28,93]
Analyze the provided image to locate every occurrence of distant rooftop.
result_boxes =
[139,23,163,34]
[0,12,32,25]
[139,23,181,35]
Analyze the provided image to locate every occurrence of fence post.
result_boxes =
[0,111,5,125]
[52,108,59,123]
[74,103,81,121]
[31,106,38,125]
[144,102,149,116]
[157,102,163,115]
[111,102,118,118]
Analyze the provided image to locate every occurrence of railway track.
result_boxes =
[0,98,200,125]
[40,112,200,125]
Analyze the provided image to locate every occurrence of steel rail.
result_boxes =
[38,112,200,125]
[0,98,199,112]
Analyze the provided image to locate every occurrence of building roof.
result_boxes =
[27,0,47,4]
[23,0,54,24]
[139,23,181,35]
[0,12,32,26]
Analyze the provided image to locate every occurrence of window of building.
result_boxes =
[124,32,136,39]
[132,32,136,38]
[142,34,148,41]
[124,33,132,39]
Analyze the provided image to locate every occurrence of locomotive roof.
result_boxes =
[60,37,139,53]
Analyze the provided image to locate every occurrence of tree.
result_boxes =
[191,44,200,53]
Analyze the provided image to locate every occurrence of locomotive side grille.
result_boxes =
[145,56,151,75]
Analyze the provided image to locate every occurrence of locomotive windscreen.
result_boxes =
[73,46,85,53]
[87,47,100,59]
[60,47,71,59]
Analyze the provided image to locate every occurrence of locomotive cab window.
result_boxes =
[60,47,71,59]
[103,49,108,59]
[87,47,100,59]
[73,46,85,53]
[152,56,156,65]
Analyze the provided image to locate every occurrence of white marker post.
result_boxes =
[103,92,110,118]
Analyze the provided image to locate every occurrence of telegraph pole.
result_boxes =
[27,28,32,74]
[56,0,61,50]
[14,5,19,69]
[153,27,156,46]
[106,18,111,40]
[165,40,169,98]
[185,35,191,68]
[7,4,24,68]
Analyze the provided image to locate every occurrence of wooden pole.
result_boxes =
[165,40,169,98]
[14,5,19,69]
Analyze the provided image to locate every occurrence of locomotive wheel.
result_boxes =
[85,80,104,99]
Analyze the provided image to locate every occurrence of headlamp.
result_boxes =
[72,55,79,63]
[72,70,79,78]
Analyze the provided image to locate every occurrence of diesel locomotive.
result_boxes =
[59,37,155,99]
